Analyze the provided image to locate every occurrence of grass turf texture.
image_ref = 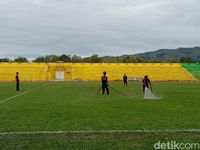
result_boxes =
[0,132,199,150]
[0,81,199,149]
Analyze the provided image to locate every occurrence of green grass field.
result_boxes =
[0,81,199,149]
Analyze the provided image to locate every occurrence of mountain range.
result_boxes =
[133,47,200,60]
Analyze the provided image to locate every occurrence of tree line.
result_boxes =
[0,54,197,63]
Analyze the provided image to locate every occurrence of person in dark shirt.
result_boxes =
[142,75,152,93]
[16,72,20,91]
[123,74,128,86]
[101,71,109,95]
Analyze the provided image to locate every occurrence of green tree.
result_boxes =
[71,55,82,62]
[83,54,101,63]
[45,55,60,62]
[33,56,46,62]
[180,57,193,63]
[59,54,71,62]
[163,59,178,63]
[0,57,10,62]
[121,56,144,63]
[90,54,101,63]
[14,56,28,62]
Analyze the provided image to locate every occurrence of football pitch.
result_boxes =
[0,81,199,149]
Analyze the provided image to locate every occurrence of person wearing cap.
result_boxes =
[101,71,109,95]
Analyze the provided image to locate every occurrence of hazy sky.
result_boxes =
[0,0,200,58]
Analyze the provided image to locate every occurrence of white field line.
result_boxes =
[0,84,47,104]
[0,129,199,135]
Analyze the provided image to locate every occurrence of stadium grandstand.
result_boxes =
[0,63,47,81]
[0,63,198,81]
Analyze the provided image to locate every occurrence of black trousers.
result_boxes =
[16,82,20,91]
[102,85,109,95]
[124,81,128,86]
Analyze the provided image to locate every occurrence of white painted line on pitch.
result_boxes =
[0,84,47,104]
[0,129,199,135]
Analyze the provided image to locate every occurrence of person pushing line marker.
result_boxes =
[142,75,162,99]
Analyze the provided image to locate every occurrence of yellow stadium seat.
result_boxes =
[0,63,197,81]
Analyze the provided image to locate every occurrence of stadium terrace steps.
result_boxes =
[72,63,197,81]
[182,63,200,80]
[0,63,197,81]
[0,63,47,81]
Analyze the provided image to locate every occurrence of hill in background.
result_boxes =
[1,47,200,63]
[133,47,200,60]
